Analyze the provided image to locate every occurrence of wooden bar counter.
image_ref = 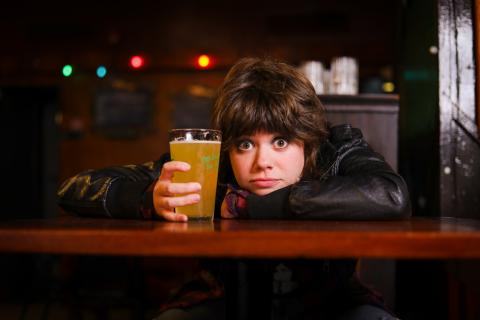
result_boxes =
[1,216,480,259]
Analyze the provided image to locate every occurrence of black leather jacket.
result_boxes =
[57,124,411,220]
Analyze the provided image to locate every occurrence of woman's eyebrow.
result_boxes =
[272,133,290,139]
[234,135,252,141]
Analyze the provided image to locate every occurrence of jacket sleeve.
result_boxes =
[247,143,411,220]
[56,154,169,219]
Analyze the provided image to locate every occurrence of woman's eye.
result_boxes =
[237,140,253,150]
[273,138,289,149]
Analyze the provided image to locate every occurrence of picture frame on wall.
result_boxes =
[93,87,153,139]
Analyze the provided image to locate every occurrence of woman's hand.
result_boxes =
[153,161,201,222]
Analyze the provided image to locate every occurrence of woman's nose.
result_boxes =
[253,146,273,170]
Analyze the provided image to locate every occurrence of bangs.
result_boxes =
[223,88,298,145]
[211,57,329,178]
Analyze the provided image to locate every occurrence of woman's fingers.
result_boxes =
[168,182,201,194]
[156,194,200,222]
[161,211,189,222]
[158,193,201,209]
[158,161,190,181]
[153,161,202,222]
[156,181,201,196]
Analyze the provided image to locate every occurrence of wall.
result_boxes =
[0,0,400,190]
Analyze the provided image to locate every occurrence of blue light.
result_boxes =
[96,65,107,78]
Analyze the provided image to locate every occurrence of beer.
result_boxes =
[169,139,221,220]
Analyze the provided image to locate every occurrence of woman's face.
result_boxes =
[229,131,305,196]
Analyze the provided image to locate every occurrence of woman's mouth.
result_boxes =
[250,178,280,188]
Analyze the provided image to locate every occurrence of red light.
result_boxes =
[196,54,213,69]
[130,55,145,69]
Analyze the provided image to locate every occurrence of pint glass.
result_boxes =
[330,56,359,95]
[169,129,222,220]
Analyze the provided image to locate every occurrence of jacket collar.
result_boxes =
[328,124,363,148]
[315,124,363,179]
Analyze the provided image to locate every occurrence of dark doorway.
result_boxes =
[0,87,59,219]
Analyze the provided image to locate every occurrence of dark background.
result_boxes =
[0,0,479,319]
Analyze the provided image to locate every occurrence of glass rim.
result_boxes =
[169,128,221,133]
[169,128,222,142]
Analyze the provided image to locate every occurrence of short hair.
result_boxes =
[211,57,328,178]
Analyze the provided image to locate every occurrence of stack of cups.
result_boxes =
[298,61,325,94]
[330,56,359,95]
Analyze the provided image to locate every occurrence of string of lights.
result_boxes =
[61,54,215,78]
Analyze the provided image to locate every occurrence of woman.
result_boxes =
[58,58,410,319]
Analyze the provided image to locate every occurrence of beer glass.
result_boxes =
[298,60,325,94]
[169,129,222,220]
[330,56,359,95]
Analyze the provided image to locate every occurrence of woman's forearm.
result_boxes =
[57,156,168,219]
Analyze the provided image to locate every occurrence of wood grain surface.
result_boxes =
[1,216,480,258]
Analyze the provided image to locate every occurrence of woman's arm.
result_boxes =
[246,142,411,220]
[288,146,411,220]
[57,154,169,219]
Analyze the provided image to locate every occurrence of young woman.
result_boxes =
[58,58,410,319]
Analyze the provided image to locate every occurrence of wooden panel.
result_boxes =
[439,0,480,217]
[322,94,399,170]
[58,72,225,182]
[476,0,480,133]
[1,217,480,258]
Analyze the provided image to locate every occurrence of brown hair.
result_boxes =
[211,57,328,178]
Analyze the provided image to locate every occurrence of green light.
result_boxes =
[96,65,107,78]
[62,64,73,77]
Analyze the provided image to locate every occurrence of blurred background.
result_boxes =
[1,0,479,319]
[0,0,403,207]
